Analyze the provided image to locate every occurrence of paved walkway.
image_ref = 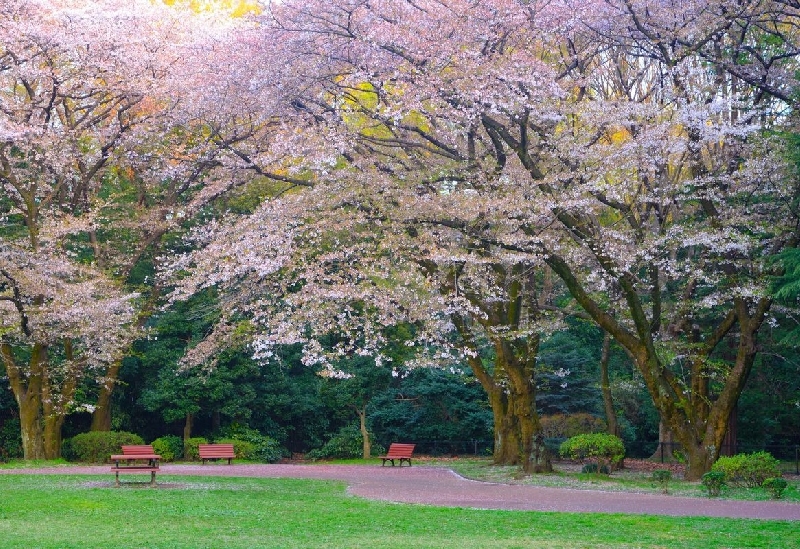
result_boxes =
[3,463,799,520]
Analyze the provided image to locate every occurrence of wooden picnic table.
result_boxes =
[110,445,161,487]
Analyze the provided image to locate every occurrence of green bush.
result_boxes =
[215,425,285,463]
[652,469,672,494]
[63,431,144,463]
[701,471,726,497]
[306,424,385,460]
[762,477,788,499]
[711,451,781,488]
[183,437,209,461]
[151,435,183,462]
[559,433,625,471]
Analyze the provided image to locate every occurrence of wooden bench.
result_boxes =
[199,443,235,465]
[110,444,161,487]
[380,443,415,467]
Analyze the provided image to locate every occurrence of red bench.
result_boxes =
[199,443,235,465]
[380,443,415,466]
[110,445,161,487]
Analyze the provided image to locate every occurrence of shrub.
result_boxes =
[711,451,781,488]
[215,425,285,463]
[183,437,209,461]
[151,435,183,462]
[762,477,788,499]
[701,471,726,497]
[559,433,625,472]
[652,469,672,494]
[306,424,385,460]
[63,431,144,463]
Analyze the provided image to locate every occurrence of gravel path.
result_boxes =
[3,463,799,521]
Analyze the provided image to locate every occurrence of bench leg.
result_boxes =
[115,470,120,488]
[150,471,157,487]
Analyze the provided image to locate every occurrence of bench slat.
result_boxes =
[199,443,235,464]
[381,443,415,467]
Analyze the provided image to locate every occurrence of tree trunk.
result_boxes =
[18,393,45,460]
[649,421,678,462]
[40,338,81,459]
[502,340,551,474]
[358,407,371,459]
[91,281,162,433]
[492,394,522,465]
[545,252,770,480]
[599,331,619,437]
[43,413,65,460]
[183,412,193,441]
[685,441,714,481]
[468,355,522,466]
[91,360,122,431]
[468,337,551,472]
[2,342,47,460]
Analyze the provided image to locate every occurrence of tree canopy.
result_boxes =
[1,0,799,477]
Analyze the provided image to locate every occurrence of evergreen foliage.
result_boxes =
[701,471,727,497]
[214,425,284,462]
[305,424,384,460]
[151,435,184,462]
[559,433,625,471]
[369,367,493,451]
[183,437,209,461]
[762,477,788,499]
[711,451,782,488]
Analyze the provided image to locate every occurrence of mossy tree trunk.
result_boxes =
[2,342,47,460]
[450,263,552,473]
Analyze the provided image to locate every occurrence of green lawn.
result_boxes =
[0,474,797,548]
[434,459,800,502]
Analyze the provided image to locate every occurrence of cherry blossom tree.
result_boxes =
[252,0,798,478]
[158,0,798,478]
[0,0,219,456]
[0,0,303,438]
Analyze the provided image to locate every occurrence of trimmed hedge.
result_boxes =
[152,435,183,462]
[183,437,209,461]
[63,431,144,463]
[559,433,625,472]
[711,451,781,488]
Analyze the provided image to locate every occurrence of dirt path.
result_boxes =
[2,463,799,521]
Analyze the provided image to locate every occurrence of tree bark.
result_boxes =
[90,360,121,431]
[2,342,47,460]
[183,412,193,441]
[358,407,371,459]
[599,331,619,437]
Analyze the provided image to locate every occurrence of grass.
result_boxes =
[435,458,800,502]
[0,474,797,549]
